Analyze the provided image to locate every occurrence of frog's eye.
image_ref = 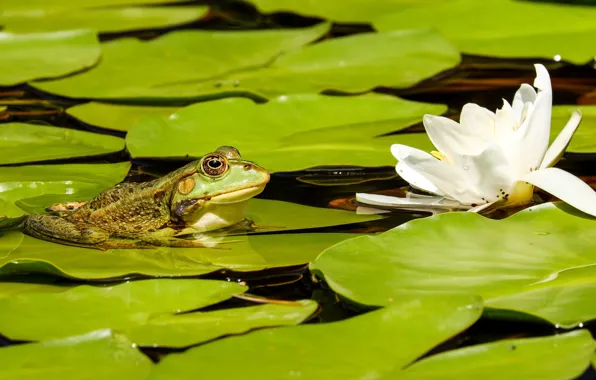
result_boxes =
[202,153,228,177]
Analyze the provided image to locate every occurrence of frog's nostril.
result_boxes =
[243,164,252,170]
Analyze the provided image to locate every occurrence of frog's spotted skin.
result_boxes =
[23,146,270,250]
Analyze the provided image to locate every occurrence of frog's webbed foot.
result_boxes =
[160,237,241,249]
[202,218,286,236]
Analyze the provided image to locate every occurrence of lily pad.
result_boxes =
[0,230,353,279]
[0,279,246,341]
[1,0,191,14]
[396,330,595,380]
[68,102,179,132]
[0,29,100,86]
[0,329,152,380]
[32,23,330,100]
[149,28,460,99]
[126,300,318,348]
[373,0,596,64]
[0,6,209,34]
[0,123,125,165]
[0,162,131,227]
[149,294,483,380]
[247,199,383,231]
[247,0,435,23]
[126,94,441,172]
[33,28,459,100]
[310,202,596,327]
[551,106,596,153]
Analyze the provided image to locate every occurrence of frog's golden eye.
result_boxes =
[202,153,228,177]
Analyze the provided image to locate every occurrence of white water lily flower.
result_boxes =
[357,64,596,216]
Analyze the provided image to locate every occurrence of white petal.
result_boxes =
[511,66,553,175]
[467,199,501,214]
[391,144,478,204]
[355,193,465,209]
[540,109,582,169]
[512,84,537,122]
[533,63,552,92]
[395,161,445,196]
[456,142,515,203]
[522,167,596,217]
[459,103,495,138]
[494,99,516,141]
[422,114,484,159]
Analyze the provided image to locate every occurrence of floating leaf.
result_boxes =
[68,102,179,132]
[373,0,596,64]
[0,162,130,228]
[0,230,352,280]
[247,0,435,23]
[247,199,383,231]
[126,300,318,348]
[310,203,596,327]
[32,23,330,100]
[151,29,460,100]
[149,294,483,380]
[397,330,595,380]
[33,28,459,100]
[1,0,191,13]
[0,29,100,86]
[126,94,440,171]
[0,123,125,165]
[551,106,596,153]
[0,330,151,380]
[0,279,246,341]
[0,6,209,34]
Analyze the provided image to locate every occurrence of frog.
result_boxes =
[22,146,270,250]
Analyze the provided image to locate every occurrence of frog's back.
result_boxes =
[69,180,173,235]
[68,162,198,236]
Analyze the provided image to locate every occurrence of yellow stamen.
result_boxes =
[431,151,447,161]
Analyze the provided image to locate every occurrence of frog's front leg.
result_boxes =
[134,227,241,249]
[23,214,110,248]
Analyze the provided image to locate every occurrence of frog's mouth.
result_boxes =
[210,184,267,204]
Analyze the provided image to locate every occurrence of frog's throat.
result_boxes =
[210,184,266,204]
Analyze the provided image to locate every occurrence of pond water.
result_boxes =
[1,1,596,379]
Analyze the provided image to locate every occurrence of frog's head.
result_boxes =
[171,146,270,232]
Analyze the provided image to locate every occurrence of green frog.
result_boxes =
[23,146,270,250]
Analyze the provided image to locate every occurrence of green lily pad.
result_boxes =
[373,0,596,64]
[310,203,596,327]
[0,162,130,228]
[0,281,68,297]
[0,29,100,86]
[396,330,595,380]
[0,6,209,34]
[0,279,246,341]
[149,294,483,380]
[149,28,460,100]
[247,0,435,23]
[32,23,330,100]
[1,0,191,13]
[126,94,442,172]
[126,300,318,348]
[0,123,125,165]
[33,28,459,100]
[0,230,353,279]
[551,106,596,153]
[247,199,383,231]
[0,329,152,380]
[68,102,179,132]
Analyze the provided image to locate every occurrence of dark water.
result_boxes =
[1,2,596,377]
